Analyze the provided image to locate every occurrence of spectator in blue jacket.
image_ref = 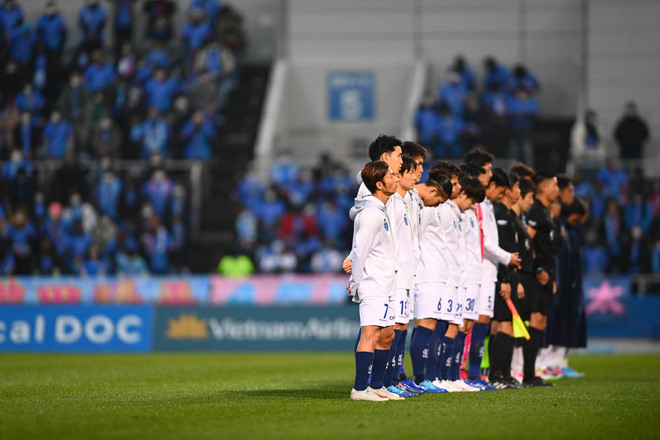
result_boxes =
[181,8,211,56]
[437,70,467,116]
[116,241,148,274]
[110,0,135,56]
[143,0,177,43]
[79,0,107,50]
[450,54,477,92]
[509,64,540,95]
[507,88,539,165]
[15,85,45,120]
[36,2,67,69]
[414,96,441,148]
[130,107,171,158]
[483,56,512,91]
[13,111,40,158]
[189,0,221,26]
[3,149,32,181]
[141,216,171,274]
[144,67,180,112]
[180,110,216,159]
[142,168,173,219]
[84,51,117,93]
[8,24,35,69]
[434,103,464,159]
[4,208,36,275]
[270,152,300,190]
[42,110,73,159]
[0,0,23,42]
[96,169,123,220]
[65,219,92,270]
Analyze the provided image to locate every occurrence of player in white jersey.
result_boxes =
[463,148,521,389]
[349,161,400,401]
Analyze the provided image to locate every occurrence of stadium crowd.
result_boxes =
[0,0,245,276]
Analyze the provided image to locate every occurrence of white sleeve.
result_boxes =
[351,211,380,286]
[483,228,511,265]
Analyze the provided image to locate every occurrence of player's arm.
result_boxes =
[484,226,520,268]
[350,211,380,288]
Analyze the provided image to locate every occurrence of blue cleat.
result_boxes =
[399,378,425,394]
[560,367,584,378]
[388,385,418,398]
[418,380,448,393]
[464,378,498,391]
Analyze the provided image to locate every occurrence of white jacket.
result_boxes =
[348,196,397,301]
[463,208,483,285]
[481,199,512,283]
[441,201,463,288]
[416,205,449,284]
[391,191,419,290]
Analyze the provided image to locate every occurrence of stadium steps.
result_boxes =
[186,62,271,273]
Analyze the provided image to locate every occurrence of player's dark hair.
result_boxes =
[400,154,416,175]
[402,141,427,160]
[430,160,462,179]
[519,177,535,197]
[460,162,486,179]
[557,175,572,190]
[489,168,510,188]
[533,170,555,192]
[508,171,520,188]
[569,196,588,216]
[463,146,494,167]
[425,175,453,200]
[459,176,486,203]
[361,161,390,194]
[509,162,535,179]
[368,134,402,162]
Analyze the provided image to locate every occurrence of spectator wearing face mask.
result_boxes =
[79,0,107,51]
[42,110,73,159]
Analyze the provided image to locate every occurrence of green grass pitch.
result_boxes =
[1,353,658,440]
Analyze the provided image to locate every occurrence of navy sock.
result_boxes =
[451,332,466,381]
[397,329,408,381]
[369,349,390,389]
[426,325,443,381]
[439,335,455,381]
[410,326,433,384]
[384,330,402,388]
[468,322,490,379]
[354,351,374,391]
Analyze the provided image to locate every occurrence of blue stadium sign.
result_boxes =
[328,71,375,121]
[0,306,153,352]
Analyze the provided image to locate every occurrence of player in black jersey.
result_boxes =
[523,171,559,387]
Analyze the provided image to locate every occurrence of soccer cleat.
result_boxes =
[418,380,448,393]
[387,385,417,398]
[560,367,585,378]
[454,379,481,392]
[437,380,468,393]
[504,377,523,389]
[350,387,389,401]
[372,386,405,400]
[511,370,524,382]
[464,378,498,391]
[431,380,451,392]
[399,378,425,394]
[536,367,554,380]
[522,376,555,388]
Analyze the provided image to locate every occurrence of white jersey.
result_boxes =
[391,192,419,290]
[416,205,449,284]
[440,201,462,288]
[348,196,396,300]
[480,198,511,283]
[463,208,483,285]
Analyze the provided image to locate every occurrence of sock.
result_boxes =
[397,329,408,381]
[410,326,433,384]
[439,335,455,381]
[451,332,466,381]
[369,349,390,389]
[468,322,489,379]
[489,332,509,379]
[426,324,443,381]
[523,327,544,381]
[503,334,515,379]
[354,351,374,391]
[383,330,402,388]
[353,328,362,353]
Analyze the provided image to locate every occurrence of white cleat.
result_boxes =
[372,386,405,400]
[438,380,468,392]
[454,380,481,392]
[431,380,451,392]
[350,387,389,401]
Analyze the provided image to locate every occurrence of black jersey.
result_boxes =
[527,199,557,275]
[513,213,534,275]
[493,202,517,283]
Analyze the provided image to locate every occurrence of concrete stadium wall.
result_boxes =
[588,0,660,161]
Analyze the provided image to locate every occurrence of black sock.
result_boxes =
[489,332,508,380]
[523,327,544,381]
[503,335,515,379]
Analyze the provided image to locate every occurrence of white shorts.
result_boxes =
[476,281,495,318]
[439,284,459,322]
[414,282,442,320]
[451,286,467,325]
[359,296,395,327]
[393,287,411,324]
[462,284,480,321]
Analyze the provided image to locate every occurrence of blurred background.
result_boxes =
[0,0,658,353]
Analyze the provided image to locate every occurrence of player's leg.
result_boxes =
[522,277,554,387]
[351,298,389,401]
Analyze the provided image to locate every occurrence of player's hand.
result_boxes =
[343,258,352,274]
[517,283,525,299]
[553,281,557,294]
[499,283,511,300]
[508,252,521,269]
[536,269,550,286]
[346,283,351,296]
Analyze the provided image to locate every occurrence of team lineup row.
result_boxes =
[343,135,568,401]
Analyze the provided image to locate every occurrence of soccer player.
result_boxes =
[465,148,521,389]
[385,155,449,397]
[349,161,400,401]
[490,171,525,389]
[522,170,560,387]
